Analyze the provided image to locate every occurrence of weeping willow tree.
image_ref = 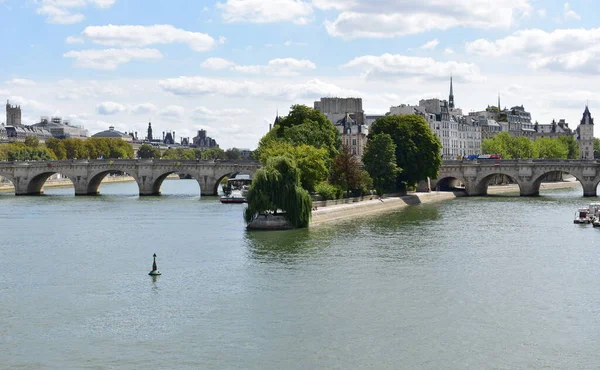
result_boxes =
[244,155,312,228]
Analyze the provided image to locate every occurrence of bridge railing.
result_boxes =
[0,159,261,166]
[442,159,599,165]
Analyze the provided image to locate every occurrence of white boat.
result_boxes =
[220,174,251,204]
[574,207,591,224]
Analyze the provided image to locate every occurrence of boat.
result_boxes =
[220,174,251,204]
[574,207,591,224]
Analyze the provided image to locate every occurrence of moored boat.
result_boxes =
[574,207,591,224]
[220,174,252,204]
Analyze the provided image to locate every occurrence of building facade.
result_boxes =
[6,100,21,126]
[314,97,369,157]
[576,106,594,159]
[192,129,219,149]
[31,116,88,139]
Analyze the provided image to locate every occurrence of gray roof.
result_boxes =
[92,126,128,138]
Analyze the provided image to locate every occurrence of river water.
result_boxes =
[2,180,600,369]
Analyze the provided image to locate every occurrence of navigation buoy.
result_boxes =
[148,253,161,276]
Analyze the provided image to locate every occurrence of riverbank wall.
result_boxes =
[310,180,580,226]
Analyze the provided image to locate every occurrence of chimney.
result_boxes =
[269,124,272,131]
[162,131,165,140]
[173,131,175,142]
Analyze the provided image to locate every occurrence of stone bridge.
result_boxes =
[432,159,600,197]
[0,159,261,196]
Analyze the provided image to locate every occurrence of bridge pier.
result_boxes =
[519,182,539,197]
[582,182,597,197]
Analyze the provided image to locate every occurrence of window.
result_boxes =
[352,138,356,146]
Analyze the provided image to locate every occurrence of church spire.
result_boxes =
[449,74,454,109]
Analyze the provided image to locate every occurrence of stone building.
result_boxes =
[388,77,481,159]
[31,116,88,139]
[92,126,133,142]
[314,97,369,157]
[6,100,21,126]
[192,129,219,149]
[575,105,594,159]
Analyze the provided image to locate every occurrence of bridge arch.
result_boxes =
[474,172,522,196]
[531,170,585,197]
[24,171,76,195]
[433,176,467,191]
[146,169,202,196]
[0,173,16,195]
[86,169,138,196]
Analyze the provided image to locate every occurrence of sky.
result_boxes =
[1,0,600,149]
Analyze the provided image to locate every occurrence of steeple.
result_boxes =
[147,121,153,141]
[448,74,454,109]
[581,105,594,125]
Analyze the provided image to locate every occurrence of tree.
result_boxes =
[24,136,39,148]
[558,136,579,159]
[329,144,371,195]
[370,114,441,188]
[200,147,226,160]
[258,141,328,192]
[137,144,161,159]
[46,137,66,160]
[244,156,312,229]
[62,138,88,159]
[257,104,340,160]
[482,132,534,159]
[225,148,241,160]
[362,133,400,195]
[534,137,568,159]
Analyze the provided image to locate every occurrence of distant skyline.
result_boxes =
[1,0,600,148]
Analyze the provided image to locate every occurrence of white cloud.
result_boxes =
[200,57,236,70]
[191,106,250,121]
[57,80,125,100]
[317,0,532,39]
[201,57,316,76]
[159,77,358,100]
[130,103,157,115]
[81,24,218,52]
[159,105,185,119]
[340,54,482,82]
[96,101,126,115]
[537,8,547,18]
[217,0,313,25]
[466,28,600,73]
[444,48,455,54]
[35,0,116,24]
[420,38,439,50]
[66,36,84,44]
[63,48,163,70]
[563,2,580,20]
[6,96,53,113]
[5,78,36,86]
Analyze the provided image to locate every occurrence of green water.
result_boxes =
[2,180,599,369]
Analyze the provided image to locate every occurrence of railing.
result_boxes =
[442,159,599,165]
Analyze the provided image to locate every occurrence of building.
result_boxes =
[575,106,594,159]
[92,126,133,142]
[388,77,481,159]
[31,116,88,139]
[314,97,369,157]
[6,100,21,126]
[192,129,219,149]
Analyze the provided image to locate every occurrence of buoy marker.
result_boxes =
[148,253,161,276]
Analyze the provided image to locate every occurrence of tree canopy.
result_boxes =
[137,144,162,159]
[369,114,441,187]
[362,133,400,195]
[244,156,312,229]
[482,132,579,159]
[258,141,328,192]
[257,104,340,160]
[329,144,372,195]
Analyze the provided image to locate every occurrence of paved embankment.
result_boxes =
[311,181,579,226]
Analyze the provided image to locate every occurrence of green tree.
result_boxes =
[329,144,371,195]
[362,133,400,195]
[258,141,329,192]
[258,105,340,160]
[137,144,161,159]
[225,148,241,160]
[24,136,39,148]
[244,156,312,229]
[482,132,534,159]
[200,147,226,160]
[45,137,67,160]
[62,138,88,159]
[558,136,580,159]
[370,114,441,188]
[8,147,54,161]
[534,137,568,159]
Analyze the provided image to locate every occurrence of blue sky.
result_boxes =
[1,0,599,148]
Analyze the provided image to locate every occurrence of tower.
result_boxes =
[147,122,153,141]
[497,94,501,112]
[449,75,454,109]
[6,100,22,126]
[578,105,594,159]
